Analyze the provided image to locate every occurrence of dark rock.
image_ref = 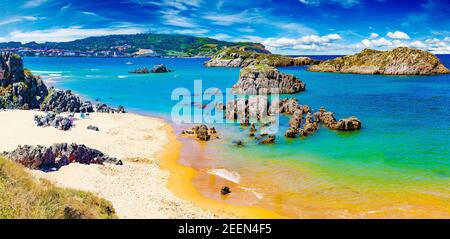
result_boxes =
[3,143,122,170]
[232,140,244,147]
[34,112,73,131]
[221,186,231,195]
[40,88,85,113]
[151,64,173,73]
[259,134,276,144]
[129,67,150,74]
[87,125,99,131]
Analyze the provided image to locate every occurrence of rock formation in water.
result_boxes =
[3,143,122,170]
[308,47,450,75]
[151,64,173,73]
[129,67,150,74]
[314,108,362,131]
[204,46,319,67]
[181,125,218,141]
[232,64,306,94]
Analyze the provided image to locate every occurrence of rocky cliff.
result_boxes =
[204,46,318,67]
[0,53,48,109]
[232,64,306,94]
[308,47,450,75]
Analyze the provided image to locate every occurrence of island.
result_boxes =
[308,47,450,75]
[204,46,319,67]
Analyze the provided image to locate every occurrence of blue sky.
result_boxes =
[0,0,449,54]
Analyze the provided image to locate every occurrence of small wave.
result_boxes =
[48,73,62,77]
[207,169,240,184]
[240,186,264,199]
[32,70,63,74]
[118,75,128,79]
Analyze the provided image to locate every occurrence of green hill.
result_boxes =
[0,33,270,57]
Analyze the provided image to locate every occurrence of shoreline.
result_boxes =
[0,109,282,218]
[158,123,285,219]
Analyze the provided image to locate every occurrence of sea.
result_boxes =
[23,55,450,218]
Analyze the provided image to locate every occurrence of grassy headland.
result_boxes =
[0,156,116,219]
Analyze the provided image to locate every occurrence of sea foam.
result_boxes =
[207,169,240,184]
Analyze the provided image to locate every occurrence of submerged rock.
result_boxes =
[258,134,276,144]
[3,143,122,170]
[308,47,450,75]
[232,64,305,94]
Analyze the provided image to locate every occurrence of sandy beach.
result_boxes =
[0,110,217,219]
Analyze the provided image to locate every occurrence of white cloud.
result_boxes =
[387,31,410,39]
[445,37,450,42]
[410,40,426,49]
[0,16,41,26]
[202,10,260,26]
[160,9,197,28]
[209,33,231,40]
[172,29,209,36]
[299,0,360,8]
[0,26,147,43]
[361,37,392,47]
[262,34,342,51]
[138,0,202,10]
[238,27,255,33]
[23,0,48,8]
[369,33,379,39]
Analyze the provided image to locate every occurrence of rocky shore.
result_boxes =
[308,47,450,75]
[204,46,319,67]
[3,143,122,170]
[0,53,124,113]
[232,64,305,94]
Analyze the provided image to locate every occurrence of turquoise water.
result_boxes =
[24,56,450,217]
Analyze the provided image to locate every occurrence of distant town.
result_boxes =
[0,45,158,58]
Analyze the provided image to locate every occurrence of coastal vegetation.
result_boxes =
[308,47,450,75]
[0,156,116,219]
[0,33,267,57]
[204,46,318,67]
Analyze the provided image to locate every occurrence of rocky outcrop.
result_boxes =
[151,64,173,73]
[40,88,93,113]
[95,103,125,113]
[181,125,218,141]
[308,47,450,75]
[204,47,319,67]
[232,64,305,94]
[0,53,48,110]
[314,108,362,131]
[0,52,24,86]
[3,143,122,170]
[258,134,276,144]
[129,67,150,74]
[34,112,73,131]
